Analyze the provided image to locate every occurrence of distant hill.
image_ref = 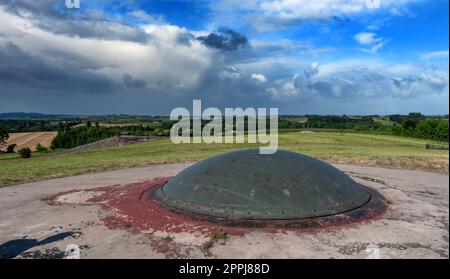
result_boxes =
[0,112,76,119]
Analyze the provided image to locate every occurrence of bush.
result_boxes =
[36,143,48,152]
[6,144,17,153]
[161,120,174,130]
[0,127,8,144]
[18,147,32,159]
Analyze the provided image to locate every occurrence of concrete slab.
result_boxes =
[0,163,448,259]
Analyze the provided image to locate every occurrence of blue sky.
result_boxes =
[136,0,449,62]
[0,0,448,115]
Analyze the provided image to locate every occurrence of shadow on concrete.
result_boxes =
[0,232,75,259]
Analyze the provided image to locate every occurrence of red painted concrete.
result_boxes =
[47,177,387,236]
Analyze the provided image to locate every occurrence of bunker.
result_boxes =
[154,149,372,220]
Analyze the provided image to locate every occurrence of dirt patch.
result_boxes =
[55,190,104,205]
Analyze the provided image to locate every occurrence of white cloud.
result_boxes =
[354,32,387,52]
[129,10,165,24]
[268,60,448,99]
[221,66,242,79]
[354,32,380,45]
[211,0,421,31]
[420,50,449,60]
[251,73,267,83]
[258,0,417,20]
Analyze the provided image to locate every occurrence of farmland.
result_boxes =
[0,131,448,187]
[0,132,57,152]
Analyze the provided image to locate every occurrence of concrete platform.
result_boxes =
[0,163,448,259]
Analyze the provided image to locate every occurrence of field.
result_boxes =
[0,132,57,152]
[0,131,448,187]
[373,116,397,126]
[72,123,153,128]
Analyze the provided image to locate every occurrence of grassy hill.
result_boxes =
[0,131,448,187]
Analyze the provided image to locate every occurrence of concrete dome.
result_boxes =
[154,149,371,220]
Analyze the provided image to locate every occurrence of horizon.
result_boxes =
[0,111,448,118]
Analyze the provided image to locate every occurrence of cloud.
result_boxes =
[220,66,242,79]
[420,50,449,60]
[197,27,249,51]
[354,32,387,52]
[123,74,146,88]
[0,2,447,115]
[266,61,448,99]
[129,10,165,24]
[354,32,378,44]
[0,7,215,97]
[0,41,118,94]
[251,73,267,83]
[390,70,448,97]
[0,0,152,42]
[210,0,420,31]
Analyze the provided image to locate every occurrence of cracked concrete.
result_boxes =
[0,163,448,259]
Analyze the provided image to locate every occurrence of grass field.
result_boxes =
[0,131,448,187]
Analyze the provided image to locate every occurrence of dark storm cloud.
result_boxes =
[123,74,146,88]
[197,27,248,51]
[176,32,195,46]
[0,42,119,94]
[0,0,151,43]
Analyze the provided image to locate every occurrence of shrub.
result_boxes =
[36,143,48,152]
[0,127,8,144]
[6,144,17,153]
[18,147,32,159]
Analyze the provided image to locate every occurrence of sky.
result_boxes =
[0,0,448,115]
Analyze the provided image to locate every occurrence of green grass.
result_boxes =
[0,151,50,161]
[373,117,397,126]
[0,131,448,187]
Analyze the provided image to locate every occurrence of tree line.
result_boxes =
[50,121,172,149]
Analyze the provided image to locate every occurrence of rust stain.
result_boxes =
[47,177,387,236]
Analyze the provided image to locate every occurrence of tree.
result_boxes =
[161,120,174,130]
[6,144,17,153]
[57,121,64,132]
[408,112,425,123]
[435,120,449,142]
[18,147,32,159]
[403,119,417,130]
[0,127,8,144]
[36,143,48,152]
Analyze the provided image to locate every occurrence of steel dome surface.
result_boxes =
[153,149,371,220]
